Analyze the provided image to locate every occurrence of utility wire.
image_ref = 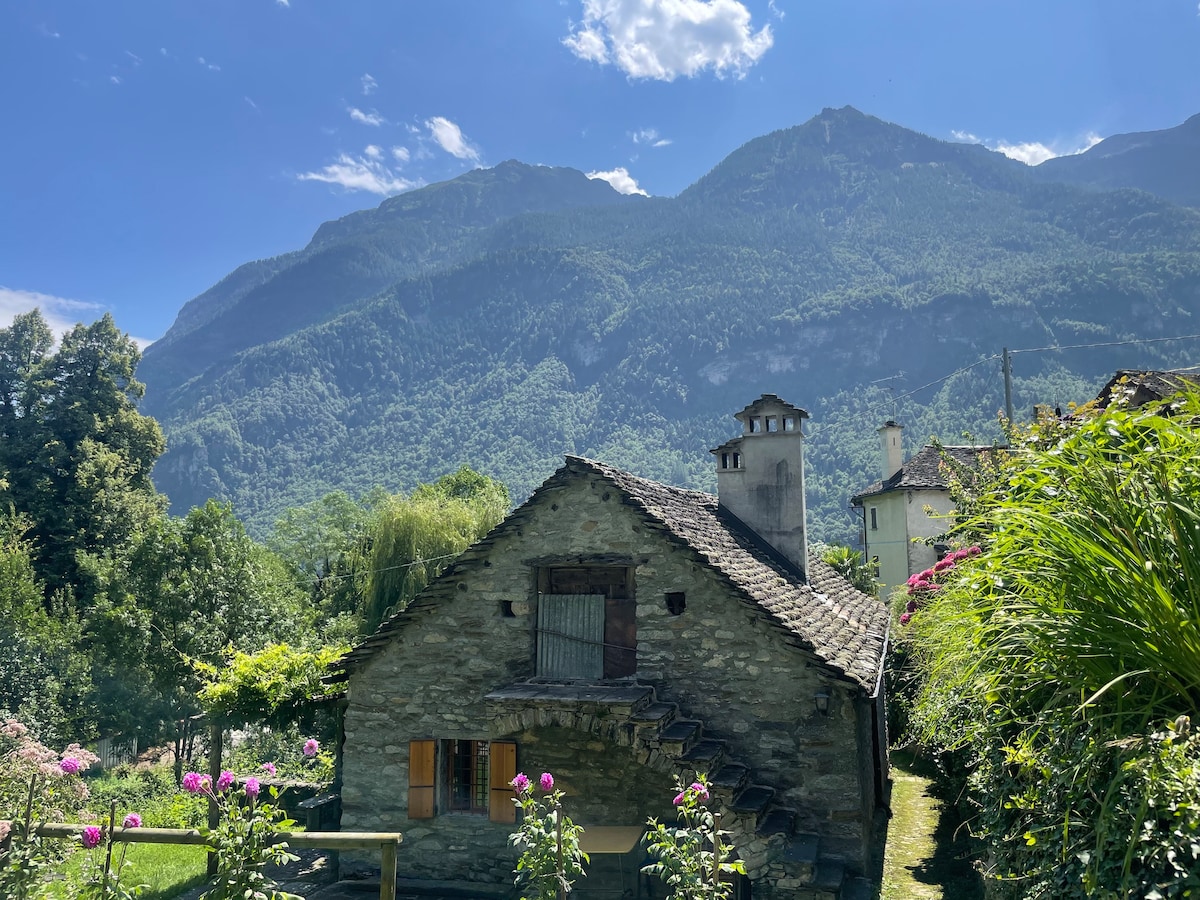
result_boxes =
[1008,332,1200,355]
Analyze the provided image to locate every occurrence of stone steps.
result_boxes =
[485,680,855,896]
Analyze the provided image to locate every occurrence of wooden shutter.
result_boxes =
[538,594,604,679]
[408,740,435,819]
[488,741,517,823]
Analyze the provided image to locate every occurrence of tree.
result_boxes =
[0,311,165,605]
[360,467,508,631]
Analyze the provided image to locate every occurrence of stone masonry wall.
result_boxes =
[340,470,873,882]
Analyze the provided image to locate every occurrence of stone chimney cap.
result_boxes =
[880,420,902,429]
[733,394,810,422]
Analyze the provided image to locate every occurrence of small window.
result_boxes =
[766,416,778,432]
[748,417,760,433]
[665,592,686,616]
[721,452,730,469]
[870,508,878,530]
[732,452,741,469]
[500,600,515,618]
[783,416,795,431]
[447,740,489,814]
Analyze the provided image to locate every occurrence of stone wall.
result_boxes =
[340,469,876,883]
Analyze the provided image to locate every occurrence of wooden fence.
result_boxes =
[35,823,403,900]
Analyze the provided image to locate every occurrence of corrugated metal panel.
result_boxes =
[537,593,604,679]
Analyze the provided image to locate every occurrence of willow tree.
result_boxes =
[360,466,508,632]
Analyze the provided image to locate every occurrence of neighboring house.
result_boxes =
[333,395,889,900]
[850,423,994,595]
[1091,369,1200,411]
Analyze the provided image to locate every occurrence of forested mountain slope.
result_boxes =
[142,107,1200,542]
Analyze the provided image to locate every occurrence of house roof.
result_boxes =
[850,445,996,504]
[1092,370,1200,411]
[336,455,890,693]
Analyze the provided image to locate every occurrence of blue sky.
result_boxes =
[2,0,1198,346]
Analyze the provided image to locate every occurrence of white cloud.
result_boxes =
[160,47,168,56]
[361,73,377,95]
[125,50,142,66]
[0,287,152,348]
[951,128,1104,166]
[767,0,784,19]
[297,149,419,196]
[392,146,410,163]
[425,116,480,161]
[277,0,290,6]
[349,107,385,127]
[110,75,122,85]
[631,127,672,147]
[244,96,260,112]
[586,166,648,195]
[563,0,773,81]
[37,23,60,39]
[197,56,220,72]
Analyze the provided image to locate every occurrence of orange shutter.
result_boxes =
[489,741,517,823]
[408,740,435,819]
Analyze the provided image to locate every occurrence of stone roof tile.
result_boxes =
[851,445,995,503]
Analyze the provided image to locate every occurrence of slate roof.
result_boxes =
[336,455,890,694]
[1092,370,1200,411]
[850,445,996,504]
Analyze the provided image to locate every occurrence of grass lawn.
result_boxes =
[879,749,984,900]
[47,842,207,900]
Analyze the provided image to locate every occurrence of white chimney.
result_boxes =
[879,421,903,480]
[711,394,810,575]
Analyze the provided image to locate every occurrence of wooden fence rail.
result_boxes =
[34,824,402,900]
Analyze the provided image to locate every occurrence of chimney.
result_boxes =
[879,421,904,480]
[711,394,810,575]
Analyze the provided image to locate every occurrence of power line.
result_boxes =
[1009,332,1200,355]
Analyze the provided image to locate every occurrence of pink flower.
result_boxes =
[968,546,981,556]
[933,557,955,572]
[261,762,277,776]
[673,791,687,806]
[122,813,142,829]
[81,825,103,849]
[688,782,709,802]
[60,756,81,775]
[918,568,935,581]
[244,778,260,799]
[199,775,212,791]
[303,739,319,758]
[181,772,204,793]
[216,770,235,792]
[900,613,912,625]
[0,821,11,843]
[511,773,531,794]
[540,772,554,792]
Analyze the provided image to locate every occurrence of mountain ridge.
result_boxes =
[140,107,1200,540]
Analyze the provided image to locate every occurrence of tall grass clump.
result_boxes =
[904,388,1200,898]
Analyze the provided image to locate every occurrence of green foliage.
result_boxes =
[508,773,589,900]
[642,775,746,900]
[196,784,301,900]
[905,388,1200,897]
[196,643,347,732]
[360,466,508,631]
[813,542,878,596]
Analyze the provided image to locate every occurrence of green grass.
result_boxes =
[879,750,983,900]
[44,838,207,899]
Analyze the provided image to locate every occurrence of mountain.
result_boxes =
[141,107,1200,542]
[1035,114,1200,208]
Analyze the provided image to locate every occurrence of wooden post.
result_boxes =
[380,838,398,900]
[102,801,118,898]
[206,720,222,876]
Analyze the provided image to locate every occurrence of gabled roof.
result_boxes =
[337,456,889,693]
[851,445,995,504]
[1092,369,1200,411]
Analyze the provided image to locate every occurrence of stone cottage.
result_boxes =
[333,395,890,899]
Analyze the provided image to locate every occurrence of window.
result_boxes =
[783,415,796,431]
[748,417,761,433]
[766,416,778,432]
[448,739,489,813]
[721,452,730,469]
[536,566,636,679]
[408,739,516,822]
[665,592,686,616]
[870,507,878,530]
